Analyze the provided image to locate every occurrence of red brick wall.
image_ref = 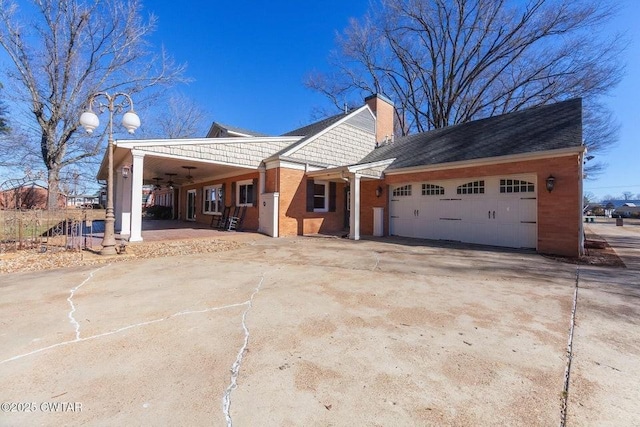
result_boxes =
[378,154,582,257]
[265,168,278,193]
[366,95,395,143]
[276,168,347,236]
[180,172,260,230]
[360,180,388,236]
[0,187,65,209]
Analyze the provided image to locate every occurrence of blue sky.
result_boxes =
[147,0,639,201]
[1,1,637,200]
[146,1,371,134]
[581,1,640,200]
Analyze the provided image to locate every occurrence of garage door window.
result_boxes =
[422,184,444,196]
[500,179,535,193]
[392,185,412,196]
[457,180,485,195]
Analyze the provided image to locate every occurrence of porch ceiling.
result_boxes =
[141,156,252,186]
[100,147,254,185]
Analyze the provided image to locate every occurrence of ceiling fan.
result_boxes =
[165,173,177,190]
[182,165,196,184]
[152,177,163,191]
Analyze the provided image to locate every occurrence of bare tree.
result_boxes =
[307,0,625,175]
[141,92,209,139]
[0,0,185,209]
[583,191,596,205]
[622,191,633,201]
[0,82,8,134]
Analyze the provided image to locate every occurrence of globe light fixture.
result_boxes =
[80,92,140,255]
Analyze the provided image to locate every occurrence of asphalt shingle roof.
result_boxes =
[271,111,351,158]
[211,122,269,137]
[281,112,347,137]
[359,98,583,169]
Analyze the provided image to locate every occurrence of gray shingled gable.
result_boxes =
[207,122,269,138]
[272,110,359,159]
[140,137,296,168]
[359,98,583,170]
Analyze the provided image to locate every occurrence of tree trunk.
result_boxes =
[47,167,61,210]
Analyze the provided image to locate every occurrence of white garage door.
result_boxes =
[390,175,537,249]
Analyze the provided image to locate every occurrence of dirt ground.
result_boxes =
[1,223,638,426]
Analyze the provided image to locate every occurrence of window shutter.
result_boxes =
[221,183,227,208]
[231,182,236,207]
[306,179,314,212]
[252,178,258,206]
[329,182,337,212]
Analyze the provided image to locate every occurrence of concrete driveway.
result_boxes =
[1,228,637,426]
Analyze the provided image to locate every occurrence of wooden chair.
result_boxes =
[227,206,246,231]
[212,206,230,229]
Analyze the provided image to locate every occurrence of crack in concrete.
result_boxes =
[560,266,580,427]
[222,274,265,427]
[67,265,109,340]
[0,301,249,365]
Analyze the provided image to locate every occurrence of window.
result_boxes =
[500,179,535,193]
[457,180,485,195]
[313,180,329,212]
[422,184,444,196]
[236,180,254,206]
[203,184,223,214]
[392,185,412,196]
[306,179,336,213]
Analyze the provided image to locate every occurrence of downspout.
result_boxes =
[578,149,586,256]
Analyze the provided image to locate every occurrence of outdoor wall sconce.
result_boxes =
[121,165,130,179]
[546,175,556,193]
[375,186,383,198]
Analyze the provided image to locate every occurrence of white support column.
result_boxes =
[258,165,266,194]
[129,150,145,242]
[116,163,133,236]
[349,173,361,240]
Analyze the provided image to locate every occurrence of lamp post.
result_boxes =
[80,92,140,255]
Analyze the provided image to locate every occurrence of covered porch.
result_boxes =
[305,159,394,240]
[97,136,299,242]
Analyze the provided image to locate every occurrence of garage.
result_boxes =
[390,174,537,249]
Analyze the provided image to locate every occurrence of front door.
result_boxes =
[186,189,196,221]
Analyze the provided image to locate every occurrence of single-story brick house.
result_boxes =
[0,182,67,209]
[99,95,585,257]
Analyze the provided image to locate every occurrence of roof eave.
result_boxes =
[384,146,585,175]
[115,136,301,149]
[306,158,396,180]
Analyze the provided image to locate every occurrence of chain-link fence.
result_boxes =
[0,208,105,253]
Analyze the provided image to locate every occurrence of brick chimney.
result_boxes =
[365,93,395,144]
